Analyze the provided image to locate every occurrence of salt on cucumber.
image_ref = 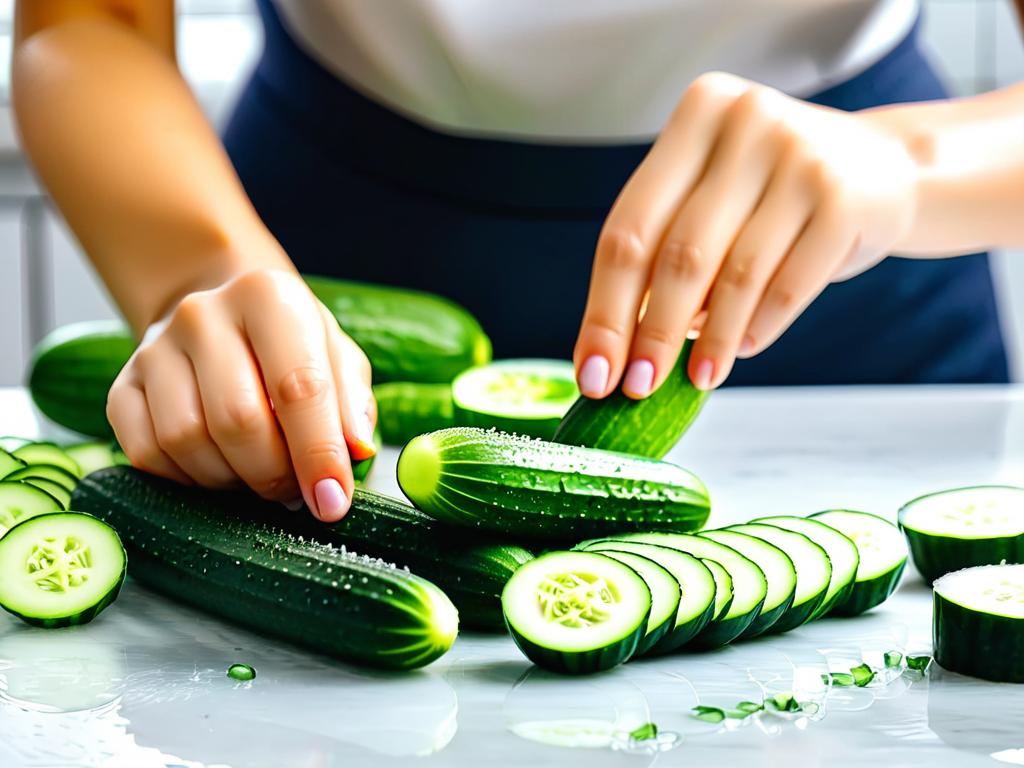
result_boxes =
[502,550,652,674]
[593,550,680,657]
[933,563,1024,683]
[0,482,64,538]
[899,486,1024,583]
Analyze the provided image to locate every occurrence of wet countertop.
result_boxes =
[1,385,1023,768]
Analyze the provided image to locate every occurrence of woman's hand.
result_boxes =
[574,72,920,397]
[106,269,376,522]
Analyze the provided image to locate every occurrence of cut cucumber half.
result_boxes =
[0,482,64,538]
[12,443,82,478]
[0,448,26,478]
[502,550,651,674]
[64,442,120,476]
[590,550,680,657]
[4,464,79,493]
[609,532,767,648]
[933,563,1024,683]
[452,359,579,440]
[0,512,126,627]
[20,479,72,510]
[579,540,716,653]
[701,558,735,620]
[899,486,1024,583]
[811,510,907,616]
[699,529,795,637]
[726,523,831,632]
[752,515,860,618]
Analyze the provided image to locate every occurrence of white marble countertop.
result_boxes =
[1,385,1022,768]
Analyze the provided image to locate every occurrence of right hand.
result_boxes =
[106,269,375,522]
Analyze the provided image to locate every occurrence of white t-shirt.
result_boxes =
[272,0,918,142]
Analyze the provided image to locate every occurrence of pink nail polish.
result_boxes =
[579,355,610,397]
[313,478,348,521]
[692,359,714,390]
[623,359,655,397]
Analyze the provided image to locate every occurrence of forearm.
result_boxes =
[864,82,1024,256]
[13,15,290,334]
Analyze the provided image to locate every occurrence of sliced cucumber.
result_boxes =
[4,464,79,493]
[811,510,907,616]
[20,479,72,510]
[64,442,120,476]
[726,523,831,632]
[751,515,860,619]
[579,540,716,653]
[699,529,795,637]
[502,550,651,674]
[899,486,1024,583]
[701,558,735,620]
[0,512,126,627]
[452,359,579,440]
[12,443,82,478]
[609,532,767,648]
[0,482,64,538]
[591,550,680,657]
[0,448,26,478]
[933,563,1024,683]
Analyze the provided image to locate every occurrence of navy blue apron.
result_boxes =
[224,0,1009,385]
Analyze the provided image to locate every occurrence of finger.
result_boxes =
[574,73,750,397]
[320,304,376,461]
[142,350,240,488]
[106,377,191,484]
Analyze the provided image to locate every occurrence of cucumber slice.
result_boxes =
[752,515,860,619]
[591,550,680,657]
[63,442,120,476]
[579,540,716,653]
[699,529,796,637]
[20,479,72,510]
[0,482,64,538]
[611,532,767,648]
[4,464,79,493]
[0,512,126,627]
[811,510,907,616]
[726,523,831,632]
[701,558,735,620]
[0,448,26,478]
[899,486,1024,583]
[12,443,82,478]
[933,563,1024,683]
[452,359,578,440]
[502,550,651,674]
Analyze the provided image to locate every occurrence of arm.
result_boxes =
[15,1,373,520]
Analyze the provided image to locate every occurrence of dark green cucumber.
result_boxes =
[553,340,708,459]
[0,481,64,538]
[72,468,458,669]
[373,382,455,445]
[933,564,1024,683]
[899,486,1024,583]
[397,427,710,540]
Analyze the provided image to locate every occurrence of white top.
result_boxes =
[272,0,919,143]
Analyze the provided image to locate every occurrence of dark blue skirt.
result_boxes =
[224,0,1009,385]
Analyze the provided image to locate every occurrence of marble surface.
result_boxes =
[1,385,1023,768]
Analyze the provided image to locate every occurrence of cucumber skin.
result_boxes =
[553,340,708,459]
[72,469,458,670]
[398,428,710,541]
[452,405,561,441]
[828,561,906,617]
[934,592,1024,683]
[901,527,1024,584]
[506,617,647,675]
[373,382,455,445]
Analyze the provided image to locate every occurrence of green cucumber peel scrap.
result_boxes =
[628,723,659,741]
[822,672,856,687]
[884,650,903,669]
[906,655,932,672]
[850,663,875,687]
[692,693,814,723]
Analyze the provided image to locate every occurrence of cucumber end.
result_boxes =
[397,434,442,505]
[472,333,493,367]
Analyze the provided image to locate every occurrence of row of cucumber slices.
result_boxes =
[503,510,908,674]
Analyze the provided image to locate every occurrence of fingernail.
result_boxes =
[738,335,756,357]
[283,498,304,512]
[355,412,376,453]
[313,478,348,521]
[623,359,655,398]
[578,355,610,397]
[692,359,714,390]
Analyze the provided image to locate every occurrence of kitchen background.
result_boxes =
[0,0,1021,386]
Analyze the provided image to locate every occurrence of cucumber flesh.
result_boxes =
[0,482,64,538]
[594,550,680,657]
[701,558,735,620]
[12,443,82,478]
[4,464,79,493]
[502,550,651,674]
[0,448,26,478]
[64,442,120,476]
[0,512,126,627]
[20,479,72,510]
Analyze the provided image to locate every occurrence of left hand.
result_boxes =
[573,72,920,397]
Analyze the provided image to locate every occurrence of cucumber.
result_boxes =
[397,428,710,540]
[451,359,578,440]
[502,550,651,674]
[933,563,1024,683]
[553,340,708,459]
[0,482,64,538]
[4,465,79,493]
[607,532,767,648]
[351,428,381,486]
[12,443,82,478]
[0,448,26,478]
[810,510,907,616]
[19,479,72,510]
[0,512,126,628]
[72,469,459,670]
[699,529,796,637]
[578,540,716,653]
[701,558,736,620]
[593,550,679,656]
[306,275,491,383]
[752,515,860,619]
[64,442,121,476]
[899,486,1024,583]
[373,382,455,445]
[725,523,831,632]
